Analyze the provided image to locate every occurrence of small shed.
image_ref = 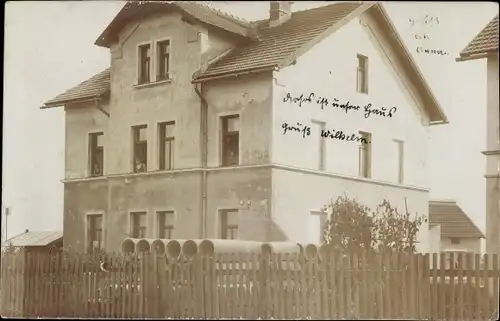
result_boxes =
[1,230,63,317]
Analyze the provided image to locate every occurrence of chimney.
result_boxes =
[269,1,292,27]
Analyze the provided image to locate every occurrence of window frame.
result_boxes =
[156,210,175,239]
[137,42,153,85]
[158,121,175,170]
[393,139,405,184]
[311,120,327,171]
[356,54,368,94]
[220,114,240,167]
[219,208,239,240]
[310,210,328,244]
[155,38,172,82]
[86,213,104,254]
[358,131,372,178]
[129,211,148,239]
[88,132,104,177]
[132,125,148,173]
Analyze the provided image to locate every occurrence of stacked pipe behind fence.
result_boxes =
[181,240,200,259]
[166,239,187,260]
[151,239,170,255]
[121,238,141,255]
[137,238,154,253]
[261,242,303,256]
[198,239,263,256]
[304,243,319,259]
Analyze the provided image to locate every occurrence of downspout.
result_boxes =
[194,84,208,239]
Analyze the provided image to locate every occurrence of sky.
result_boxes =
[2,1,499,248]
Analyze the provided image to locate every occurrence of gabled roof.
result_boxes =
[457,14,498,62]
[5,231,63,247]
[194,2,367,81]
[95,1,253,48]
[429,200,485,239]
[42,2,448,124]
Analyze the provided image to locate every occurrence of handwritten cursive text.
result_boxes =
[283,92,397,119]
[282,122,311,138]
[281,122,370,144]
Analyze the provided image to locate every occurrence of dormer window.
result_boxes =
[138,44,151,84]
[156,40,171,81]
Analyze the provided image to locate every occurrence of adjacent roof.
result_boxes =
[457,14,499,61]
[429,200,485,239]
[195,2,365,80]
[5,231,63,247]
[43,69,110,108]
[95,1,253,48]
[42,1,448,124]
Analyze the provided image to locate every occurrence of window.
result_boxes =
[444,250,466,269]
[358,131,372,178]
[130,212,147,238]
[138,44,151,84]
[394,139,404,184]
[450,238,460,245]
[356,54,368,94]
[156,40,170,81]
[310,211,328,244]
[221,115,240,166]
[132,125,148,173]
[158,122,175,170]
[89,133,104,177]
[320,212,327,243]
[87,214,103,253]
[312,120,326,171]
[157,211,174,239]
[219,209,239,240]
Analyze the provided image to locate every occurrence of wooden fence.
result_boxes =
[1,250,499,320]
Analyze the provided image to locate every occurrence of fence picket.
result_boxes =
[439,252,446,320]
[449,252,456,321]
[490,254,500,320]
[474,254,482,321]
[483,254,490,320]
[456,253,464,321]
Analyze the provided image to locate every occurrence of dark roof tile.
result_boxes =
[429,201,484,239]
[43,69,110,107]
[96,1,252,47]
[459,14,499,57]
[195,2,363,80]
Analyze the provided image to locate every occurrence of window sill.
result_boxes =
[134,79,172,89]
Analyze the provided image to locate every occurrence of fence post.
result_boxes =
[492,254,499,320]
[483,254,490,320]
[258,254,267,318]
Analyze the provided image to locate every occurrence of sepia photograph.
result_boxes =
[2,0,499,319]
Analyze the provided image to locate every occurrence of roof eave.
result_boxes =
[192,65,277,83]
[94,2,254,48]
[41,93,108,109]
[456,50,498,62]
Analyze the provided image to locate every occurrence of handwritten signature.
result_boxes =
[409,15,440,26]
[283,93,397,119]
[416,47,449,56]
[282,122,370,144]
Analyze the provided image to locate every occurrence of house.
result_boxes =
[41,1,448,253]
[428,200,485,255]
[456,14,499,255]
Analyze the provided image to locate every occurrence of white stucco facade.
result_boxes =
[270,13,433,253]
